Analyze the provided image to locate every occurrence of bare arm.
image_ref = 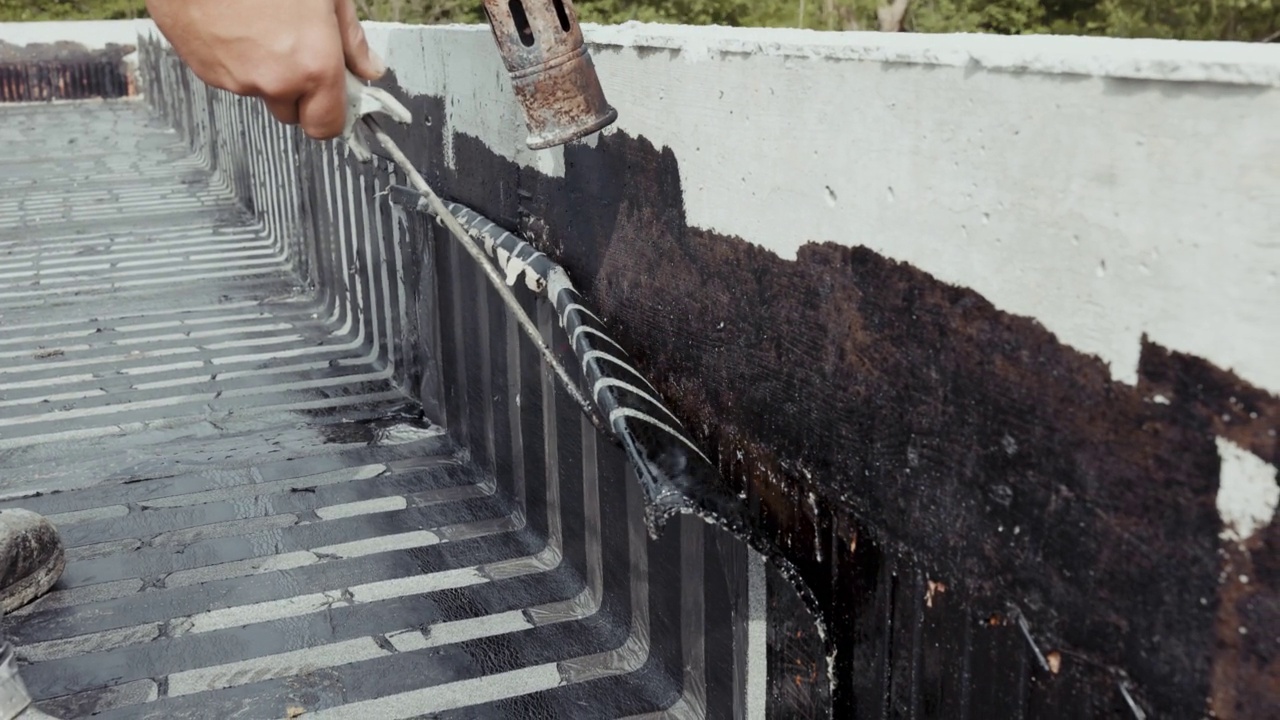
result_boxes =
[145,0,385,139]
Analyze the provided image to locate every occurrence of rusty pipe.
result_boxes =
[481,0,617,150]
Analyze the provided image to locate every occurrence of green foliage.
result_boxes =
[573,0,757,25]
[1084,0,1278,41]
[0,0,1274,42]
[908,0,1050,34]
[903,0,1277,40]
[0,0,146,22]
[351,0,485,24]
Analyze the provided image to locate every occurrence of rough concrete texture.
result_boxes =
[581,23,1280,86]
[359,22,1280,397]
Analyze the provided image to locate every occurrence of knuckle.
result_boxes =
[252,73,295,101]
[222,78,252,97]
[256,60,337,101]
[303,115,343,140]
[298,58,340,88]
[347,26,369,52]
[206,71,251,97]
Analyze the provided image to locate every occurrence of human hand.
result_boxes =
[146,0,386,140]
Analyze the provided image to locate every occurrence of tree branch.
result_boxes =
[877,0,911,32]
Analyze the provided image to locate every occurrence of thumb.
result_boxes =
[335,0,386,81]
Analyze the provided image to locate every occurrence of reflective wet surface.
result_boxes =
[0,100,484,717]
[0,86,764,717]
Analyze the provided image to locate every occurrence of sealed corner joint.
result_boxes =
[481,0,618,150]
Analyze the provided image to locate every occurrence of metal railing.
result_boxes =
[0,51,133,102]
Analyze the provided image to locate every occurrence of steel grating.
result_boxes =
[0,40,767,719]
[0,43,133,104]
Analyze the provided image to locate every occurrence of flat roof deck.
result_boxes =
[0,100,612,719]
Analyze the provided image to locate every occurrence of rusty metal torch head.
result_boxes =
[481,0,618,150]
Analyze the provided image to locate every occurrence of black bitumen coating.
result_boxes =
[358,57,1280,718]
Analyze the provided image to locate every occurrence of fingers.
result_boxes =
[298,65,348,140]
[259,58,341,138]
[263,96,300,126]
[335,0,386,81]
[294,2,348,141]
[152,0,372,140]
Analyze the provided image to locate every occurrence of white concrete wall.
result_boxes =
[362,22,1280,534]
[5,21,1276,396]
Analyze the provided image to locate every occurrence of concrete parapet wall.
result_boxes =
[365,21,1279,395]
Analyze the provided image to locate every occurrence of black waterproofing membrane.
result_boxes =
[386,189,818,611]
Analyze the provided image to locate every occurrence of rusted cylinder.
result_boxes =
[481,0,617,150]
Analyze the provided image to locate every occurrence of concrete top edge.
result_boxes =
[364,20,1280,88]
[2,19,1276,87]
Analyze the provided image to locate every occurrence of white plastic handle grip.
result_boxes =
[342,69,412,162]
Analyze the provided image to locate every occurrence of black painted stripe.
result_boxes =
[24,565,591,700]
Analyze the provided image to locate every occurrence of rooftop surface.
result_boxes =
[0,99,609,719]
